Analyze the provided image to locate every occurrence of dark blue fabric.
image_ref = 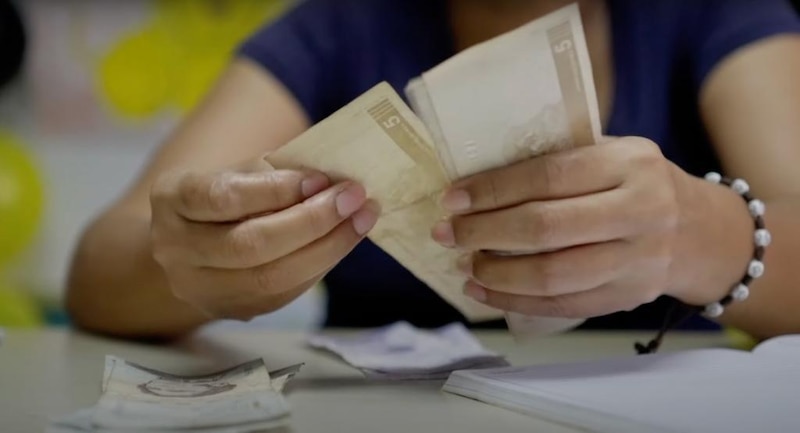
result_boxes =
[239,0,800,330]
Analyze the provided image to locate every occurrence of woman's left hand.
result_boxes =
[431,137,700,319]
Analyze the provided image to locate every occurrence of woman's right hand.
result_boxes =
[149,156,378,321]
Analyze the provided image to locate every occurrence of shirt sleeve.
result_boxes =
[686,0,800,90]
[237,0,343,122]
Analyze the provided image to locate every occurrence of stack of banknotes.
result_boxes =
[49,356,302,433]
[268,4,602,338]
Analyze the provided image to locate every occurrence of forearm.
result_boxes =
[65,210,210,340]
[673,173,800,340]
[719,198,800,339]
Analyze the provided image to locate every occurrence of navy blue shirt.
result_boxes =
[240,0,800,330]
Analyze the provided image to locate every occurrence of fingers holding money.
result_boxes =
[431,137,682,320]
[155,182,374,269]
[462,280,659,319]
[457,240,667,319]
[432,189,641,252]
[150,155,380,322]
[151,165,331,223]
[439,142,629,215]
[458,242,630,297]
[168,203,379,320]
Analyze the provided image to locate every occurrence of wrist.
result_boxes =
[668,169,755,306]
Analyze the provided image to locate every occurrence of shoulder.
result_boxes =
[685,0,800,88]
[610,0,800,95]
[620,0,799,84]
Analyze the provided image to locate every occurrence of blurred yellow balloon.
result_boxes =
[0,281,43,328]
[172,53,228,111]
[97,0,289,118]
[97,25,173,119]
[0,132,45,267]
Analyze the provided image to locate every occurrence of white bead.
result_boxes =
[754,229,772,247]
[748,260,765,278]
[731,179,750,195]
[748,199,765,217]
[704,302,724,318]
[731,284,750,301]
[704,172,722,184]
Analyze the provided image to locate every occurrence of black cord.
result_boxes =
[634,300,702,355]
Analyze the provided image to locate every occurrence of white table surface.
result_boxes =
[0,327,731,433]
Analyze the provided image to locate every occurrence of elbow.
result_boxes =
[62,216,158,341]
[63,225,116,338]
[64,236,200,343]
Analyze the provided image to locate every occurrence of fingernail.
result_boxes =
[432,220,456,248]
[301,173,330,198]
[336,183,367,217]
[352,201,380,236]
[463,282,488,302]
[456,254,473,276]
[441,189,471,213]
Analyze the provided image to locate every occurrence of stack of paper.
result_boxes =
[443,335,800,433]
[309,322,508,380]
[405,3,601,337]
[268,3,600,338]
[49,356,302,433]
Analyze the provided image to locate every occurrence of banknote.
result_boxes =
[267,82,503,322]
[308,322,508,380]
[406,3,601,180]
[49,356,301,433]
[405,4,602,336]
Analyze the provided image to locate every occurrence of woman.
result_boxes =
[66,0,800,342]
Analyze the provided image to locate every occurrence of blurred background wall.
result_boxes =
[0,0,324,330]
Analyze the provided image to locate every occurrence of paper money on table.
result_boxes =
[309,321,509,380]
[405,3,602,337]
[49,356,301,433]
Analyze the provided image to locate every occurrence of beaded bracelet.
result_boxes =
[635,172,770,355]
[700,172,770,317]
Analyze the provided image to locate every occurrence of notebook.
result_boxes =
[443,335,800,433]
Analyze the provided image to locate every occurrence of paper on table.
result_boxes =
[50,357,301,433]
[94,357,289,430]
[406,3,602,337]
[309,322,509,380]
[48,408,289,433]
[443,338,800,433]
